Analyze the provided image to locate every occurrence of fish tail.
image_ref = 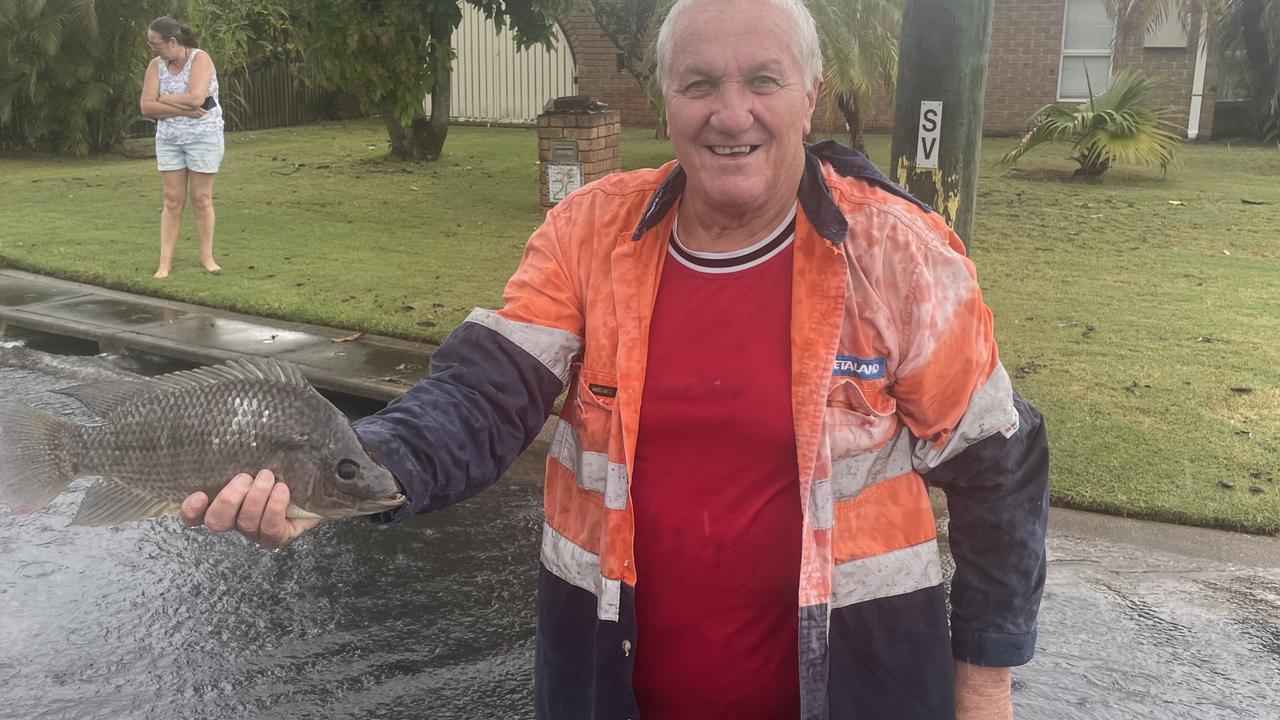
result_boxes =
[0,402,76,515]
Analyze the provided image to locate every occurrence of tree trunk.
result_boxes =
[418,69,451,160]
[1234,0,1279,137]
[889,0,996,247]
[1073,154,1110,177]
[1239,0,1275,93]
[837,93,865,152]
[382,45,451,161]
[381,96,412,158]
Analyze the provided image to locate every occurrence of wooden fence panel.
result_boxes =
[128,61,334,138]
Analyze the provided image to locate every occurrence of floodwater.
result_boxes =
[1,341,1278,719]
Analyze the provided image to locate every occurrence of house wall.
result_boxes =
[983,0,1069,134]
[985,0,1216,137]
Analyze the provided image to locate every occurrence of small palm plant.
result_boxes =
[1000,69,1181,177]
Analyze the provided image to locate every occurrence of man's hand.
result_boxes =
[955,661,1013,720]
[180,469,322,551]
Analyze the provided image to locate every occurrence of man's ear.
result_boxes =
[803,79,820,136]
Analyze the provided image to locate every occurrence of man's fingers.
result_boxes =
[184,469,316,551]
[235,469,276,539]
[257,482,293,550]
[180,492,209,528]
[203,473,254,532]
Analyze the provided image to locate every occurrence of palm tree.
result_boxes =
[1000,69,1181,177]
[1107,0,1280,140]
[805,0,902,152]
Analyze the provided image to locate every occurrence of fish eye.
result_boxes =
[337,459,360,480]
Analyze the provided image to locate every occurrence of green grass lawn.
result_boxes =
[1,119,1278,534]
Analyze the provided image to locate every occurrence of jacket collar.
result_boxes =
[630,140,932,244]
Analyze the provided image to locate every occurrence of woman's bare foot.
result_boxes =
[201,260,222,274]
[154,267,171,279]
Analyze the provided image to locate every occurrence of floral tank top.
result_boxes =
[155,48,223,144]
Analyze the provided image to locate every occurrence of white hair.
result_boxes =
[654,0,823,94]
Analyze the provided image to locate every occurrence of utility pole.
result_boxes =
[889,0,996,249]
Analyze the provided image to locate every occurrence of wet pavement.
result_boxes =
[997,518,1280,719]
[0,270,432,403]
[2,275,1279,719]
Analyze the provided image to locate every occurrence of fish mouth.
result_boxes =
[358,493,406,514]
[286,494,406,520]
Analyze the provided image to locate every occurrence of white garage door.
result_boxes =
[426,7,577,125]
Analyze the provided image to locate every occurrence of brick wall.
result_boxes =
[560,13,660,127]
[984,0,1068,134]
[538,109,623,208]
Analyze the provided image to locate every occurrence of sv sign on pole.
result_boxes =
[915,101,943,170]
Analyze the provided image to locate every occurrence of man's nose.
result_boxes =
[709,83,754,135]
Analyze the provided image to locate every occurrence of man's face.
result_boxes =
[664,1,818,217]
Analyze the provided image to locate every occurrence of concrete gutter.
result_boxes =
[0,268,435,403]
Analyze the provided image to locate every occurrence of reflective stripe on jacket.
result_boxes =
[354,141,1050,720]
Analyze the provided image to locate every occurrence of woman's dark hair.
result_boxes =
[149,16,198,48]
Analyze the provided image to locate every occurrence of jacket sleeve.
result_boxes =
[889,219,1050,668]
[353,208,584,520]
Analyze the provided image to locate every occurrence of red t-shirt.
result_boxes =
[631,208,802,720]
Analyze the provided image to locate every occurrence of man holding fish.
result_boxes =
[178,0,1051,718]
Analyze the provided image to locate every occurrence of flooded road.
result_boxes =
[1,342,1278,719]
[1004,533,1280,719]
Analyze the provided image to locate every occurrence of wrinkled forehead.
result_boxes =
[667,2,804,80]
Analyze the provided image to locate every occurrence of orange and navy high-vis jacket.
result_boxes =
[355,141,1050,720]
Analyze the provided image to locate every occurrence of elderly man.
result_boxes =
[182,0,1049,718]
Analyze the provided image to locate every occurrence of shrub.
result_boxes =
[0,0,169,155]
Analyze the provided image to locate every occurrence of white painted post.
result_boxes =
[916,101,943,170]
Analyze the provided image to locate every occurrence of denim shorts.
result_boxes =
[155,134,224,173]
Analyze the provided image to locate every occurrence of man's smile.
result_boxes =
[707,144,760,156]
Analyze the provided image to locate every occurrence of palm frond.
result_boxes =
[806,0,902,142]
[31,14,63,57]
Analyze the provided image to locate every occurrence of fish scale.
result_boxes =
[0,357,405,526]
[74,380,321,499]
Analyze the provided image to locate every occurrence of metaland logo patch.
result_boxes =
[833,354,885,380]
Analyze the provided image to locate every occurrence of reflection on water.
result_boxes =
[1,342,1279,719]
[0,343,541,720]
[1015,535,1280,719]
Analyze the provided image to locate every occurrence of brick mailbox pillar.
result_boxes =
[537,98,622,209]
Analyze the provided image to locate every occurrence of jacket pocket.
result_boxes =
[826,378,896,423]
[577,368,618,411]
[562,366,617,460]
[825,378,898,458]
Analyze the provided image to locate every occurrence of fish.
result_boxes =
[0,357,405,526]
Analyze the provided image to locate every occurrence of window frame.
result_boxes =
[1057,0,1115,102]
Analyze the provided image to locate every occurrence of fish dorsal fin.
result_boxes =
[151,357,311,392]
[52,380,154,418]
[71,478,179,527]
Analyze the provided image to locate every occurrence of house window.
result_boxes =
[1059,0,1114,100]
[1144,11,1188,48]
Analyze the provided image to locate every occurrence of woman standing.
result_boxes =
[138,16,224,278]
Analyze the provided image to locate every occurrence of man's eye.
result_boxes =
[682,79,714,95]
[750,76,782,90]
